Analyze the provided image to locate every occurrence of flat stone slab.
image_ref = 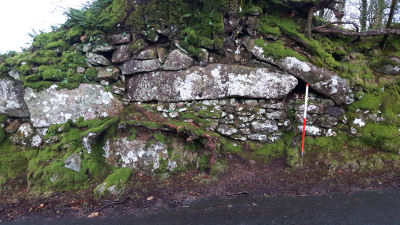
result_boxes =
[24,84,123,127]
[128,64,298,102]
[0,78,30,117]
[243,37,353,105]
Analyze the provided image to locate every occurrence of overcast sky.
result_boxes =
[0,0,91,53]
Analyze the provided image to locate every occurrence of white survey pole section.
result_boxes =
[301,84,309,156]
[303,85,309,119]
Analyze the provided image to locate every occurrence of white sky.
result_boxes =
[0,0,91,53]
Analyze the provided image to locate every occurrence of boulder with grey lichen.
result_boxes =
[0,78,30,118]
[103,138,168,172]
[127,63,298,102]
[242,37,353,105]
[24,84,123,128]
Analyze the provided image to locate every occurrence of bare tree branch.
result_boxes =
[314,28,400,36]
[313,21,359,32]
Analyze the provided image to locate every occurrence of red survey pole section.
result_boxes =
[301,84,309,156]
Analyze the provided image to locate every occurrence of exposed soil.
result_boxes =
[1,154,400,223]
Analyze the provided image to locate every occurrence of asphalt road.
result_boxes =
[6,188,400,225]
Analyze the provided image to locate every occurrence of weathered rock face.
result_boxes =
[0,78,30,117]
[103,138,168,172]
[24,84,123,127]
[243,37,353,105]
[128,64,298,102]
[162,49,194,70]
[120,59,161,74]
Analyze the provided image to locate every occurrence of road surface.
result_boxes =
[6,188,400,225]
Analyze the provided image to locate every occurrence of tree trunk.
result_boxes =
[360,0,368,31]
[306,7,315,39]
[380,0,398,47]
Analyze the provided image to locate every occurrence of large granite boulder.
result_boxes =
[162,49,194,71]
[24,84,123,127]
[0,78,30,117]
[128,64,298,102]
[243,37,352,105]
[120,59,161,75]
[103,138,168,172]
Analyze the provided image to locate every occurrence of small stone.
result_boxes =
[147,196,154,201]
[112,45,131,63]
[97,67,119,81]
[169,111,179,118]
[5,120,21,134]
[178,108,187,112]
[245,99,258,107]
[297,125,323,136]
[325,106,344,117]
[100,80,109,86]
[169,103,176,111]
[8,70,20,80]
[156,105,164,112]
[76,66,86,74]
[10,123,34,146]
[268,132,282,142]
[0,78,30,118]
[112,85,126,95]
[163,49,194,71]
[209,122,218,131]
[350,127,357,134]
[82,43,92,52]
[120,59,160,75]
[199,48,209,65]
[80,35,88,43]
[257,108,266,115]
[157,47,168,63]
[353,118,366,127]
[64,153,82,172]
[316,115,338,128]
[109,33,131,45]
[82,132,99,154]
[134,48,158,60]
[234,54,241,62]
[217,124,238,136]
[92,43,114,52]
[248,134,268,142]
[250,120,278,133]
[176,102,185,108]
[265,110,287,120]
[86,52,111,66]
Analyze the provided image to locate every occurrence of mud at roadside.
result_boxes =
[1,154,400,223]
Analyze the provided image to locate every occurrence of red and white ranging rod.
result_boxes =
[301,84,309,156]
